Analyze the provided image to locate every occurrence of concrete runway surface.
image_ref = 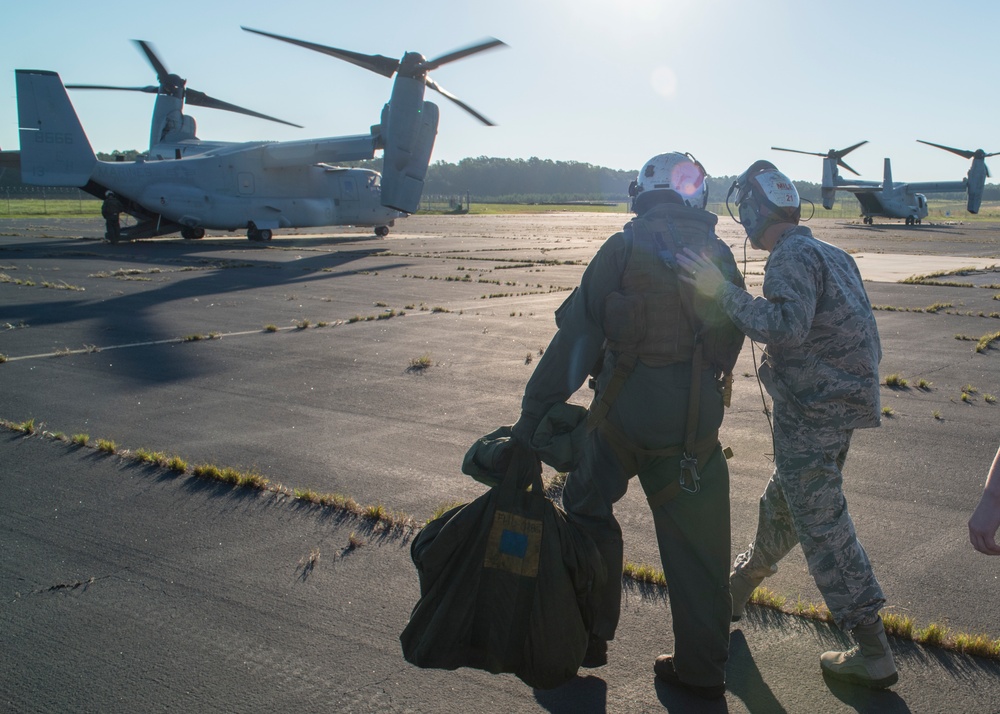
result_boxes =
[2,214,999,713]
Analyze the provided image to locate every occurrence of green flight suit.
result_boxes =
[514,200,744,687]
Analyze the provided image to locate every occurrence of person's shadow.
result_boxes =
[727,626,912,714]
[534,675,608,713]
[724,629,788,713]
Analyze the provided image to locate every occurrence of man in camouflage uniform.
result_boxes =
[512,152,745,700]
[678,160,897,689]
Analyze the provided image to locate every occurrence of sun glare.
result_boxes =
[650,67,678,99]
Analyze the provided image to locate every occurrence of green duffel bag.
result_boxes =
[400,445,606,689]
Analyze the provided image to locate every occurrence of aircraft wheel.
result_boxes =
[260,229,272,241]
[916,218,921,225]
[182,227,205,240]
[375,225,389,237]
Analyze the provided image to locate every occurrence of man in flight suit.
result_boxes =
[678,160,897,690]
[512,152,745,700]
[101,191,124,244]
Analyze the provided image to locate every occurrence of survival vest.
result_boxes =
[603,202,744,375]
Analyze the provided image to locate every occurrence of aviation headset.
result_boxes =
[727,160,801,249]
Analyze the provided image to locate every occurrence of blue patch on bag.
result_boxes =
[499,529,528,559]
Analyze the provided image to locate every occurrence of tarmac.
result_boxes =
[2,213,1000,713]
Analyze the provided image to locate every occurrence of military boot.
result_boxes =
[729,568,765,622]
[820,616,898,689]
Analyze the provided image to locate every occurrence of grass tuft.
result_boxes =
[12,418,38,434]
[883,374,908,388]
[95,438,117,454]
[623,561,667,587]
[915,622,949,647]
[407,354,433,372]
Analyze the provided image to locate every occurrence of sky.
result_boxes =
[2,0,997,184]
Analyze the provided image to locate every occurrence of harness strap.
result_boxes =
[586,351,638,433]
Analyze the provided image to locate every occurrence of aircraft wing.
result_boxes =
[260,134,376,169]
[904,180,967,194]
[837,185,883,194]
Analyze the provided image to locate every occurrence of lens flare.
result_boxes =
[650,66,678,99]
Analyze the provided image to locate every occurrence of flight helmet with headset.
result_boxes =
[629,152,709,213]
[729,160,800,249]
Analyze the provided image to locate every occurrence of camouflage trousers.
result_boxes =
[732,411,885,631]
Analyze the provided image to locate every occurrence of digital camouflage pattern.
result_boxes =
[719,226,882,430]
[731,415,885,630]
[720,225,885,631]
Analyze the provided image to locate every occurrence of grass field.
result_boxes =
[1,197,999,220]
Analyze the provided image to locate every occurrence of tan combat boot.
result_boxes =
[730,568,765,622]
[820,616,898,689]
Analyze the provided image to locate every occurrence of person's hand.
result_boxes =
[969,490,1000,555]
[676,248,727,299]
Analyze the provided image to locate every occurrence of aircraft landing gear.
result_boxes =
[862,216,873,225]
[375,225,390,237]
[181,227,206,240]
[247,223,273,242]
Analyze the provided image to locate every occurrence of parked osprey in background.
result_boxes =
[773,140,995,225]
[16,35,504,242]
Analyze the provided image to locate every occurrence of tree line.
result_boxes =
[2,151,998,204]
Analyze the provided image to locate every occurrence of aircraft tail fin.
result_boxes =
[882,158,893,188]
[16,69,96,186]
[379,76,439,214]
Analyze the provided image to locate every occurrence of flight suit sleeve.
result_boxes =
[698,239,746,374]
[512,232,628,443]
[718,240,818,347]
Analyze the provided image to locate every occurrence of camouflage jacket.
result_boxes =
[719,226,882,429]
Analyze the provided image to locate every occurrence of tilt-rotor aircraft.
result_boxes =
[16,36,504,242]
[772,140,996,225]
[66,40,303,161]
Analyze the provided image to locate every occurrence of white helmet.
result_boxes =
[729,160,800,248]
[629,152,708,212]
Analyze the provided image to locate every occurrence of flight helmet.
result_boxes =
[729,160,800,248]
[629,152,708,213]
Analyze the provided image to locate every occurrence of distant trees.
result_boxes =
[6,149,1000,203]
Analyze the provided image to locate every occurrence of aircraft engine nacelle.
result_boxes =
[821,187,836,210]
[379,75,439,214]
[967,157,987,214]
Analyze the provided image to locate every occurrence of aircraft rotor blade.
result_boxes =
[244,27,504,126]
[184,89,304,128]
[241,27,400,78]
[424,77,495,126]
[66,84,159,94]
[421,38,507,72]
[772,146,828,157]
[834,140,868,158]
[133,40,171,83]
[837,159,861,176]
[917,139,974,159]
